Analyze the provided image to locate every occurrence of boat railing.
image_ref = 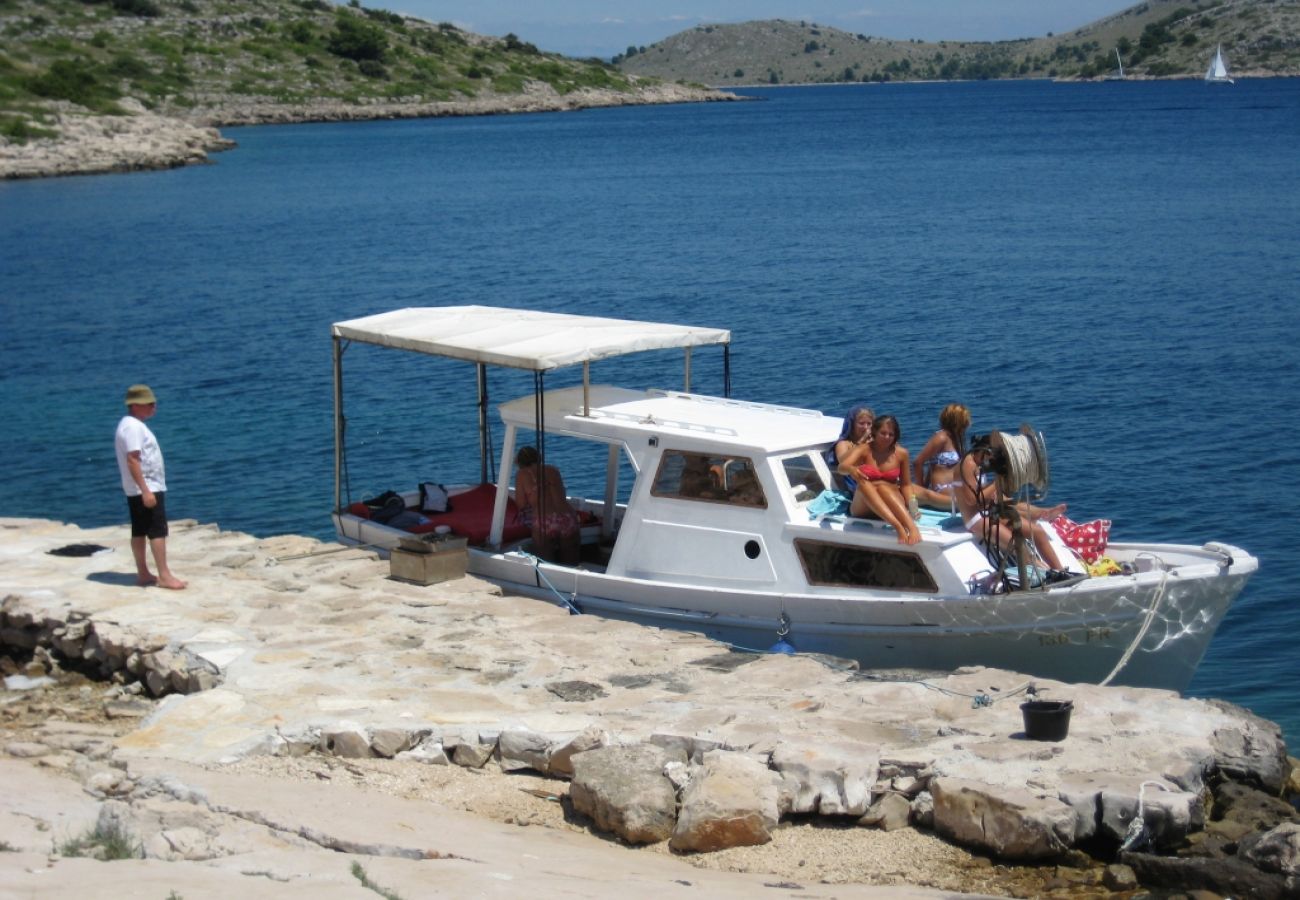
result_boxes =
[649,389,829,420]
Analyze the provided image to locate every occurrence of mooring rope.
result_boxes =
[1098,557,1171,687]
[506,550,582,614]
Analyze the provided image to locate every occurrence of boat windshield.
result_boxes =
[651,450,766,508]
[780,453,825,505]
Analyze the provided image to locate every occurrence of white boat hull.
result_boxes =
[469,543,1251,693]
[336,510,1252,693]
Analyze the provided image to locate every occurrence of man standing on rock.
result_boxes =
[115,384,186,589]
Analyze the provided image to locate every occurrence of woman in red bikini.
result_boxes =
[836,415,921,545]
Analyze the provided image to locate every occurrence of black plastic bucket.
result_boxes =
[1020,699,1073,741]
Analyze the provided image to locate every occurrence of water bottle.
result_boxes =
[908,493,921,521]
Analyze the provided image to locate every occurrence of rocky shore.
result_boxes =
[2,516,1298,897]
[0,82,739,181]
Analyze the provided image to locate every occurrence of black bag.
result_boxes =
[369,494,407,525]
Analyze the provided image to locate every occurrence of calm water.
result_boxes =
[2,79,1298,745]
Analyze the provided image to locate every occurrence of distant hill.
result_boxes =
[617,0,1300,85]
[0,0,717,146]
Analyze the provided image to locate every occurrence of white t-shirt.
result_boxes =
[115,415,166,496]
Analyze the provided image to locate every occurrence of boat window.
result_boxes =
[794,538,938,593]
[651,450,767,509]
[780,454,825,505]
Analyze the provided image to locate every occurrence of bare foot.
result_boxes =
[136,574,158,587]
[1042,503,1067,522]
[905,527,922,546]
[158,577,187,590]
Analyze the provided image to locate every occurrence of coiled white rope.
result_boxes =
[997,431,1043,495]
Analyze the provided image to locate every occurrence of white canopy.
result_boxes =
[332,306,730,371]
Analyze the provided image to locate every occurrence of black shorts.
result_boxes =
[127,492,169,539]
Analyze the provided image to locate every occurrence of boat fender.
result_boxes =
[769,610,796,653]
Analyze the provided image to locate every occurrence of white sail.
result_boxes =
[1116,48,1125,79]
[1205,44,1234,83]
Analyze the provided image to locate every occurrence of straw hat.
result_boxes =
[124,384,157,406]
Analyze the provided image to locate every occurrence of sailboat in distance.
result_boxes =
[1205,44,1234,84]
[1105,48,1126,81]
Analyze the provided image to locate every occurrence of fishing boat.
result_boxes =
[1205,44,1234,84]
[330,306,1257,692]
[1105,48,1126,81]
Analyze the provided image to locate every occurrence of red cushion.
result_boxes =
[407,483,531,545]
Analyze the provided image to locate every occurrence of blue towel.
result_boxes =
[808,489,851,519]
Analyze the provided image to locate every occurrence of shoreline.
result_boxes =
[0,82,741,181]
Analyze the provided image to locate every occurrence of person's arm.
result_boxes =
[126,450,156,508]
[898,448,914,493]
[837,443,867,479]
[912,432,941,485]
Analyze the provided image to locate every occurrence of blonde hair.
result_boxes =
[939,403,970,453]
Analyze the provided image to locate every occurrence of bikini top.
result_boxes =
[934,450,960,468]
[858,463,901,484]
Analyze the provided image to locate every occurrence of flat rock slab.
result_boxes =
[0,519,1289,854]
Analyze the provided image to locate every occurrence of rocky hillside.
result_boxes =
[618,0,1300,85]
[0,0,731,175]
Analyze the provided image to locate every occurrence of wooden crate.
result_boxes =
[389,540,468,585]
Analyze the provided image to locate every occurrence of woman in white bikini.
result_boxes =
[911,402,970,509]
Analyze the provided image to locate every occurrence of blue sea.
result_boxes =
[2,79,1297,747]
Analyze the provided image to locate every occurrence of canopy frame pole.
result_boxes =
[723,344,731,397]
[582,361,590,417]
[684,347,692,393]
[603,444,619,541]
[476,362,489,485]
[332,336,344,512]
[489,424,516,548]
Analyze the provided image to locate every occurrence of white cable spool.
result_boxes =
[992,426,1051,496]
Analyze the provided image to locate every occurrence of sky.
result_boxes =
[388,1,1136,59]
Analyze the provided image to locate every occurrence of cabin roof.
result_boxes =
[332,306,730,371]
[499,385,841,454]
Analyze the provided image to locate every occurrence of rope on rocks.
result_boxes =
[272,540,392,562]
[1120,779,1173,851]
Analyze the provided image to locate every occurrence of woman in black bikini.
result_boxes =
[836,415,921,545]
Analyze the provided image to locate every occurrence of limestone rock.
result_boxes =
[1207,702,1290,793]
[1102,863,1138,891]
[547,725,609,779]
[145,826,217,861]
[770,739,878,816]
[910,790,935,829]
[1245,822,1300,878]
[670,750,779,852]
[445,732,494,769]
[396,738,449,765]
[859,792,912,831]
[369,728,415,759]
[569,743,684,845]
[1123,850,1292,900]
[319,724,372,759]
[1098,782,1202,849]
[932,776,1075,859]
[498,727,552,774]
[5,741,52,759]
